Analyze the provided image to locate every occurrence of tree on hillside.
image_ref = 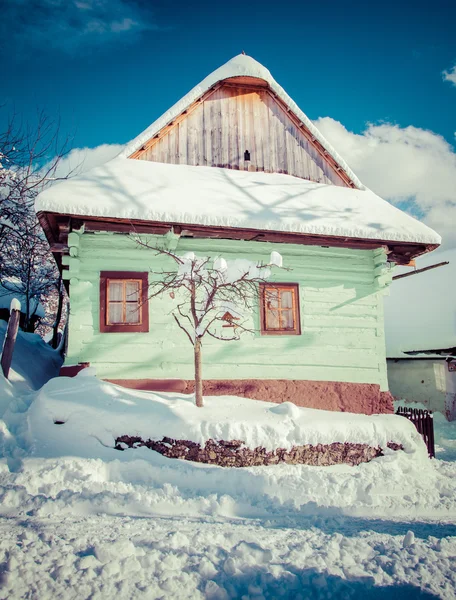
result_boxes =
[135,237,284,407]
[0,110,73,334]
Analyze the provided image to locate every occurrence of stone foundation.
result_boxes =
[106,379,394,415]
[115,436,403,467]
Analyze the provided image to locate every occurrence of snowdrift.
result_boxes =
[25,372,427,464]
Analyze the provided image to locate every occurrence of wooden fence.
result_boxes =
[396,407,435,458]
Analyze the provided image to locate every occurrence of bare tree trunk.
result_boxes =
[194,337,203,407]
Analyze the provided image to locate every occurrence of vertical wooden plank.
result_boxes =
[266,93,276,172]
[243,92,252,171]
[178,118,187,165]
[253,91,266,172]
[259,91,270,173]
[247,90,258,171]
[227,88,239,168]
[168,127,177,164]
[203,98,212,167]
[272,98,286,173]
[237,90,245,170]
[186,106,198,165]
[214,93,223,167]
[293,126,303,179]
[246,91,256,171]
[284,119,295,177]
[220,92,230,168]
[195,102,204,166]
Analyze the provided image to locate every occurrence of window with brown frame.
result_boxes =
[99,271,149,333]
[259,283,301,335]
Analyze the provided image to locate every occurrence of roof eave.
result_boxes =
[38,210,439,266]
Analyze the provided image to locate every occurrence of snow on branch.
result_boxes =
[133,235,286,407]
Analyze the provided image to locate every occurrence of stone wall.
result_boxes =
[115,435,402,467]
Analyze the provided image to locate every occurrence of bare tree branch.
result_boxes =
[135,240,285,407]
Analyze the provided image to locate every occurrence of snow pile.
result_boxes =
[22,373,426,462]
[0,378,455,597]
[35,158,440,245]
[0,320,63,411]
[118,54,364,189]
[385,248,456,357]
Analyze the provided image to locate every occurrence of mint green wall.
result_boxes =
[64,232,391,390]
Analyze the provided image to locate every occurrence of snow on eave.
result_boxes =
[35,159,441,249]
[117,54,365,190]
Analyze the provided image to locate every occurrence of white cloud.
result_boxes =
[443,64,456,86]
[3,0,159,52]
[52,143,123,179]
[314,118,456,250]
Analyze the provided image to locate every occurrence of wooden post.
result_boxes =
[1,300,21,379]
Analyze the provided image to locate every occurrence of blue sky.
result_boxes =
[2,0,455,148]
[2,0,456,249]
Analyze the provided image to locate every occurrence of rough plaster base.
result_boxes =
[106,378,394,415]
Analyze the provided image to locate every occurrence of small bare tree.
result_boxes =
[0,109,74,332]
[135,239,283,407]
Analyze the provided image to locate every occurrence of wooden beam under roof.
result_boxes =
[37,210,439,267]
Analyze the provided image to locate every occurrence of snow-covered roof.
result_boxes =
[385,248,456,357]
[36,158,440,246]
[117,54,364,189]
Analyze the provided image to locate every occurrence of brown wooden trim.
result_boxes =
[40,211,439,265]
[100,271,149,333]
[263,88,355,188]
[259,282,301,335]
[392,261,449,281]
[223,76,269,87]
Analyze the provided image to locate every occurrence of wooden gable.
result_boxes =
[130,80,350,187]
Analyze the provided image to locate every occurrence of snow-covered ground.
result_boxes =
[0,328,455,598]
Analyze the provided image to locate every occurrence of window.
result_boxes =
[260,283,301,335]
[99,271,149,333]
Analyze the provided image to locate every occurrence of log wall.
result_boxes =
[64,233,390,394]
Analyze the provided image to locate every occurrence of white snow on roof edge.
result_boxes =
[117,54,365,190]
[35,159,441,247]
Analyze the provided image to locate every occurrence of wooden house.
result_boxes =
[35,54,441,414]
